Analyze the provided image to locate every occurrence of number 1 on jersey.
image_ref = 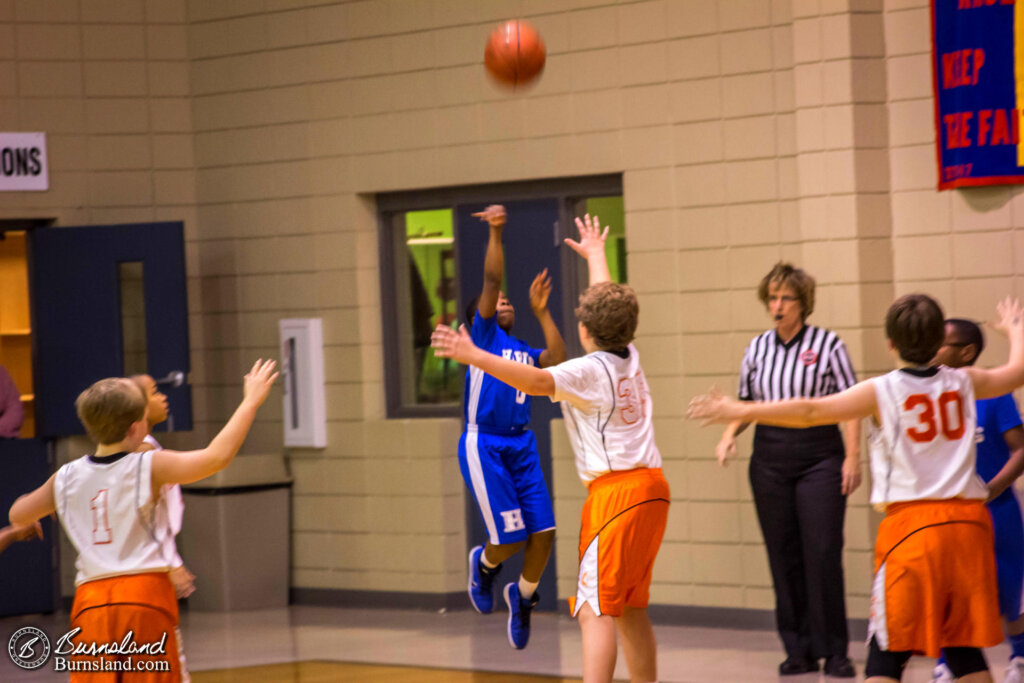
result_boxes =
[90,489,112,544]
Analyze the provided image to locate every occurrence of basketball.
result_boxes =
[484,20,546,88]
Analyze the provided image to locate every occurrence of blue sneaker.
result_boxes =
[503,582,539,650]
[467,545,501,614]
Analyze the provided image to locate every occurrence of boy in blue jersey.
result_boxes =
[932,318,1024,683]
[461,204,566,650]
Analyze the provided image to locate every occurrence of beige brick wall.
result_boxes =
[8,0,1024,616]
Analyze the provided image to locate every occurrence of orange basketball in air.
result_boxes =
[484,20,546,88]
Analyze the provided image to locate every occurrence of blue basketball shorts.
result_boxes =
[989,489,1024,619]
[458,426,556,545]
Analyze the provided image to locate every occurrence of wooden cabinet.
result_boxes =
[0,231,34,437]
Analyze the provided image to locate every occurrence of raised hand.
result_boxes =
[687,386,742,425]
[243,359,279,407]
[565,213,609,260]
[992,297,1024,337]
[431,324,479,365]
[529,268,552,315]
[472,204,506,228]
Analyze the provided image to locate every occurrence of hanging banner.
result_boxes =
[0,133,48,191]
[932,0,1023,190]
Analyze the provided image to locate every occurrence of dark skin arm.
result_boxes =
[987,425,1024,501]
[531,268,567,368]
[474,205,506,319]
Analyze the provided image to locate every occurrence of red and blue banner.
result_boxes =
[932,0,1022,190]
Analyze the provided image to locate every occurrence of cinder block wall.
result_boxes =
[5,0,1024,615]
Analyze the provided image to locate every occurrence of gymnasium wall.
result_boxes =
[3,0,1022,619]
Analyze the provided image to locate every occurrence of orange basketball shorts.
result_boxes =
[69,572,181,682]
[868,499,1002,657]
[569,467,670,618]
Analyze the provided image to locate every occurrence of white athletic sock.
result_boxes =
[518,577,539,600]
[480,549,498,569]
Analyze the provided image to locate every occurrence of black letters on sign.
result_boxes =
[0,147,43,176]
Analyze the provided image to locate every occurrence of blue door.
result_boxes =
[30,222,192,437]
[456,199,565,612]
[0,439,56,616]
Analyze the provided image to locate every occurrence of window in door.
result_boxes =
[386,209,461,410]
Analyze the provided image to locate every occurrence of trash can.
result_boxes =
[176,454,291,611]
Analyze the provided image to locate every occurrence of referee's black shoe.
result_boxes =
[824,655,856,678]
[779,657,818,675]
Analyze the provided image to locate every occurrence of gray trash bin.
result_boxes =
[176,454,291,611]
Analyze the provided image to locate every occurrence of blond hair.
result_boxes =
[75,378,146,445]
[575,282,639,351]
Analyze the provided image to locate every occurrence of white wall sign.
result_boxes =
[279,318,327,448]
[0,133,48,191]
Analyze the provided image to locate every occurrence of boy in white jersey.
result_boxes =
[689,294,1024,683]
[433,214,669,683]
[9,359,277,681]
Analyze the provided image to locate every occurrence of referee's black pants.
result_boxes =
[749,425,849,661]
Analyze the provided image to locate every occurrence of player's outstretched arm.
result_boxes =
[151,359,278,489]
[9,475,56,528]
[474,204,506,319]
[432,324,555,396]
[968,297,1024,400]
[565,213,610,286]
[530,268,567,367]
[0,521,43,554]
[689,382,877,428]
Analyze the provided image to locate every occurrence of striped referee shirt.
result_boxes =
[738,324,857,402]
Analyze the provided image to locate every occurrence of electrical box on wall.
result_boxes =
[279,318,327,448]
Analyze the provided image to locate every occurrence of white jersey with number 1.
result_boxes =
[868,366,989,508]
[546,343,661,483]
[53,451,169,585]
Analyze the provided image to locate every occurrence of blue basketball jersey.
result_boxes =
[975,393,1023,499]
[464,311,542,430]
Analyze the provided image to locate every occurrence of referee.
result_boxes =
[717,262,860,679]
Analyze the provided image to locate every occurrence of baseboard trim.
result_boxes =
[290,588,466,611]
[646,603,868,640]
[288,588,867,639]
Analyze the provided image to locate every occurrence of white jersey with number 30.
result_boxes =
[868,366,988,508]
[54,451,169,585]
[546,344,661,483]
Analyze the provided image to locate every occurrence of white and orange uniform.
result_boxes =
[54,451,181,681]
[867,366,1001,656]
[546,343,670,617]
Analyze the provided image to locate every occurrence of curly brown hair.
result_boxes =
[575,282,638,351]
[75,377,147,445]
[757,262,815,320]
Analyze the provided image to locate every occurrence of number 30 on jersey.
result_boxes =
[903,391,965,443]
